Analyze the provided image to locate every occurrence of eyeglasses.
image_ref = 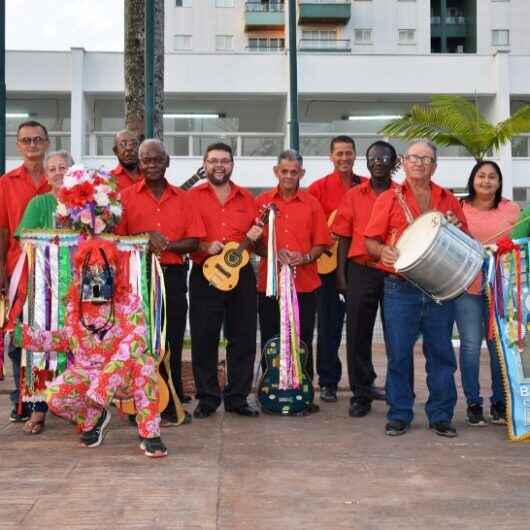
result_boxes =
[17,136,47,145]
[367,155,393,164]
[139,156,166,165]
[118,140,140,149]
[205,158,232,166]
[404,154,435,166]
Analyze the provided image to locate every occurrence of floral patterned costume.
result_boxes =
[23,291,161,439]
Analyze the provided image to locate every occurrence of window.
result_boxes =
[173,34,192,51]
[215,0,234,6]
[398,29,416,44]
[492,29,510,46]
[354,29,373,44]
[248,37,285,51]
[216,35,234,51]
[175,0,192,6]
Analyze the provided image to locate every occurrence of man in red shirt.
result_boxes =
[188,142,264,419]
[364,139,467,438]
[256,150,332,404]
[332,141,398,418]
[308,136,374,403]
[116,139,206,421]
[0,120,50,421]
[110,130,143,192]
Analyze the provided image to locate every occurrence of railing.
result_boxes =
[513,135,530,158]
[299,38,351,51]
[5,132,71,157]
[245,45,285,52]
[446,16,466,25]
[88,131,286,157]
[245,1,284,12]
[299,0,349,4]
[431,16,441,25]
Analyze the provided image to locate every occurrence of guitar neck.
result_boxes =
[180,172,202,191]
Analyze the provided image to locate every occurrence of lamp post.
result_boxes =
[287,0,300,152]
[144,0,155,139]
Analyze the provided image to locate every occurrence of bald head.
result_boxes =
[138,139,170,182]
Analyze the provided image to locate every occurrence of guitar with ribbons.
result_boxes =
[316,209,338,275]
[180,166,206,191]
[203,204,275,291]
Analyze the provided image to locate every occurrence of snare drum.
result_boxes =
[394,211,485,302]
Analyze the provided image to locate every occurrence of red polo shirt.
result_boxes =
[332,180,398,263]
[115,179,206,265]
[256,187,332,293]
[0,164,50,275]
[187,181,258,265]
[307,171,368,218]
[364,180,468,273]
[111,164,143,193]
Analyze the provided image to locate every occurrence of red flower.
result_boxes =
[59,182,95,208]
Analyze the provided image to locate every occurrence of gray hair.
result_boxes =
[139,138,168,158]
[277,149,303,167]
[404,139,438,163]
[45,150,74,167]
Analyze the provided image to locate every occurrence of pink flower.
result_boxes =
[94,216,106,234]
[109,373,122,388]
[80,208,92,225]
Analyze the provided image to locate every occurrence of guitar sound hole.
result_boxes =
[225,251,242,267]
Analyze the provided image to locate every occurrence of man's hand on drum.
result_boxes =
[381,245,400,268]
[445,210,462,229]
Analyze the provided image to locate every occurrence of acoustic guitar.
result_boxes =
[258,336,314,415]
[180,166,206,191]
[316,209,338,275]
[202,204,274,291]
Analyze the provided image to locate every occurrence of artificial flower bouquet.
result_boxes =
[55,165,122,234]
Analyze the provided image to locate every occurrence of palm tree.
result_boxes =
[124,0,164,140]
[379,95,530,162]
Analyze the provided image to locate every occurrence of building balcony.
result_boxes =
[245,2,285,31]
[431,17,469,39]
[299,38,351,52]
[298,1,351,26]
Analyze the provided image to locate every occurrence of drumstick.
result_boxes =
[483,214,530,245]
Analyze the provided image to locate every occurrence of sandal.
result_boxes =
[23,413,46,435]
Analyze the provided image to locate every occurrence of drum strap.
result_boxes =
[394,187,415,225]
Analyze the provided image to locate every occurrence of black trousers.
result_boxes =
[346,261,386,400]
[162,264,189,413]
[189,263,257,410]
[258,290,317,381]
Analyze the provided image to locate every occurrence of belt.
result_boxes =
[351,257,377,268]
[160,263,187,272]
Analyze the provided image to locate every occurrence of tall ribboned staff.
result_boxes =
[255,150,333,414]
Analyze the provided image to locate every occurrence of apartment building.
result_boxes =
[5,0,530,200]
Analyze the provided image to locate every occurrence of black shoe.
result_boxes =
[305,403,320,414]
[349,399,371,418]
[225,403,260,417]
[490,402,506,425]
[140,436,168,458]
[385,420,409,436]
[80,409,111,447]
[193,404,215,419]
[466,403,487,427]
[128,414,137,426]
[180,394,192,404]
[430,421,457,438]
[367,385,386,401]
[320,386,338,403]
[9,408,30,423]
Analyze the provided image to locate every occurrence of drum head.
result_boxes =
[395,211,443,271]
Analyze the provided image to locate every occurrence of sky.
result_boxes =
[6,0,124,51]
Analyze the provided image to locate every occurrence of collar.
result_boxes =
[360,179,396,195]
[136,177,178,196]
[270,186,307,203]
[401,179,446,202]
[197,180,246,200]
[330,170,365,188]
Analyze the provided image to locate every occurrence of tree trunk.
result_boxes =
[124,0,164,140]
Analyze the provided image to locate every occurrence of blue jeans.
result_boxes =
[383,276,457,425]
[454,292,504,407]
[316,272,345,388]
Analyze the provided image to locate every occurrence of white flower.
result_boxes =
[95,191,110,207]
[56,202,68,217]
[110,203,122,217]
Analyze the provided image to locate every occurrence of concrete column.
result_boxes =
[70,47,86,163]
[493,48,513,199]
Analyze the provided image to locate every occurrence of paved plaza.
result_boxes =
[1,346,529,530]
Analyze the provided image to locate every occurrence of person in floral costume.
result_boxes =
[22,238,167,458]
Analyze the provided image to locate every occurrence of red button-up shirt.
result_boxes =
[116,179,206,265]
[110,164,144,193]
[187,181,258,265]
[333,180,398,263]
[0,164,50,275]
[256,187,332,293]
[307,171,368,219]
[364,180,468,273]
